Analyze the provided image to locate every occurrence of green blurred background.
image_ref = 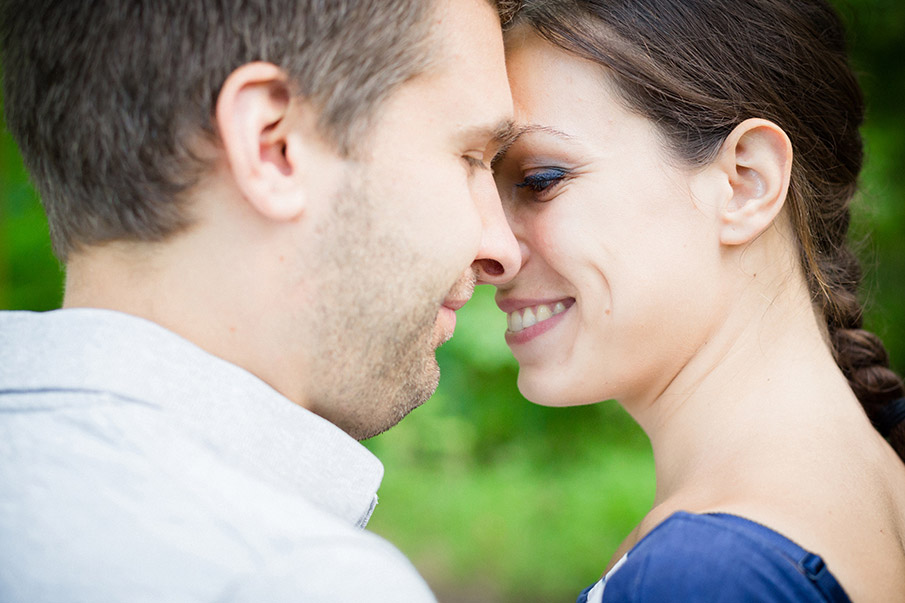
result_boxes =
[1,1,902,601]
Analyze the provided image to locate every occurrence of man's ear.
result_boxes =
[713,118,793,246]
[216,62,312,222]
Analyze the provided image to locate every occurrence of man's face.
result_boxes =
[302,0,516,439]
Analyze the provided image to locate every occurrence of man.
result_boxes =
[0,0,517,600]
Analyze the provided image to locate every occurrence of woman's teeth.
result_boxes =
[507,301,567,333]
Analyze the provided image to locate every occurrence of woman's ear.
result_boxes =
[713,118,793,246]
[215,62,313,222]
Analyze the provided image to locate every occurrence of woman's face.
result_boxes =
[494,32,727,409]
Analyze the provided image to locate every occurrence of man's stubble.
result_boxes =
[302,171,448,440]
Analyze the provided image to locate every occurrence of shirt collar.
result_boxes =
[0,308,384,527]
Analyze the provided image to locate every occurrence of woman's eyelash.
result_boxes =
[515,168,568,193]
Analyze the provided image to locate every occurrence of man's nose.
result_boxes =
[471,177,520,285]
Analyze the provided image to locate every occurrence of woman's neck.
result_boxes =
[628,253,863,509]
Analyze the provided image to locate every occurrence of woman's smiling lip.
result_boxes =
[496,296,576,345]
[495,296,574,314]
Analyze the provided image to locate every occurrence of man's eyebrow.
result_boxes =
[491,124,574,166]
[461,118,517,147]
[490,118,517,144]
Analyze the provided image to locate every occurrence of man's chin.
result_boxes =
[335,356,441,441]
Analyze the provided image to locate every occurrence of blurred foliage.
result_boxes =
[0,2,902,601]
[0,89,64,310]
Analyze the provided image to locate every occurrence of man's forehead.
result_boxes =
[399,0,513,151]
[426,0,505,67]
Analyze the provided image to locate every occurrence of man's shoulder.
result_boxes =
[0,308,185,392]
[0,401,434,602]
[240,528,437,602]
[0,310,432,600]
[1,492,435,602]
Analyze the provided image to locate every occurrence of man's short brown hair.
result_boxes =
[1,0,437,260]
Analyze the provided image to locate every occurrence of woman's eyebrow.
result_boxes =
[491,124,575,166]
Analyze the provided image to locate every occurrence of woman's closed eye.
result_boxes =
[516,167,569,200]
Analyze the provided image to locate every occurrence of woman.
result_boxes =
[492,0,905,600]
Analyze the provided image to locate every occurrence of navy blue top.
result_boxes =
[577,512,851,602]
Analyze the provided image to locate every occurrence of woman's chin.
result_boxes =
[517,371,603,408]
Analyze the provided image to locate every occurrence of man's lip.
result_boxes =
[495,297,575,314]
[442,298,470,312]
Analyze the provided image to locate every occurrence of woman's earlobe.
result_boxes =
[717,118,793,246]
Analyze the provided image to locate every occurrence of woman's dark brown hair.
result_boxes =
[501,0,905,458]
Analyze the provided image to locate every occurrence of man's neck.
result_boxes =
[62,231,312,412]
